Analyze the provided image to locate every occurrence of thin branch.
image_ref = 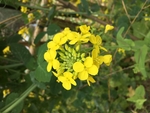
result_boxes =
[121,0,131,23]
[124,0,148,37]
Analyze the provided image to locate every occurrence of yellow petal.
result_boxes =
[87,76,96,86]
[70,79,77,86]
[44,51,51,62]
[104,24,114,33]
[103,55,112,66]
[87,65,98,75]
[47,62,52,72]
[73,62,84,72]
[96,35,102,45]
[92,48,99,59]
[78,70,88,80]
[89,35,96,44]
[53,33,62,43]
[62,82,71,90]
[84,57,93,67]
[79,25,90,34]
[53,59,60,70]
[47,41,55,49]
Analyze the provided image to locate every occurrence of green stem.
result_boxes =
[0,63,23,69]
[0,83,37,113]
[0,56,20,62]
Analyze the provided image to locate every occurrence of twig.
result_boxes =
[0,14,22,25]
[121,0,131,23]
[124,0,148,37]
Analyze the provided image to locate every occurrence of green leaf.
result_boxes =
[37,43,47,63]
[132,21,148,39]
[31,61,52,82]
[47,23,61,35]
[116,27,135,50]
[134,45,148,78]
[144,31,150,46]
[7,34,22,44]
[34,32,46,44]
[127,85,146,110]
[5,93,24,113]
[135,99,147,110]
[9,43,35,69]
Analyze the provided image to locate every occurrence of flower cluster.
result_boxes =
[44,25,112,90]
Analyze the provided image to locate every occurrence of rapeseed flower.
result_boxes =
[21,6,28,13]
[104,24,114,33]
[3,46,10,54]
[18,26,29,39]
[44,25,112,90]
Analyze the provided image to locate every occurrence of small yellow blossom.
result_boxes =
[28,13,34,22]
[144,14,150,21]
[92,48,112,68]
[18,26,29,39]
[3,46,11,54]
[73,57,98,81]
[58,72,77,90]
[90,35,107,52]
[118,48,125,56]
[3,89,10,98]
[21,6,28,13]
[104,24,114,33]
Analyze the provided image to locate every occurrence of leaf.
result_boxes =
[7,34,22,43]
[134,45,148,78]
[144,31,150,46]
[47,23,61,35]
[31,61,52,82]
[132,21,148,39]
[5,93,24,113]
[37,43,47,63]
[135,99,147,110]
[127,85,146,110]
[34,32,46,44]
[9,43,35,69]
[116,27,135,50]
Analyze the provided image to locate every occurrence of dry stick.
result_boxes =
[0,14,22,25]
[124,0,148,37]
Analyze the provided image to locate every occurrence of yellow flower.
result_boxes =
[28,13,34,22]
[79,25,90,34]
[92,49,112,68]
[104,24,114,33]
[21,6,28,13]
[118,48,125,56]
[90,35,107,52]
[3,46,10,54]
[18,26,29,39]
[73,57,98,80]
[47,28,71,50]
[58,72,77,90]
[44,49,60,72]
